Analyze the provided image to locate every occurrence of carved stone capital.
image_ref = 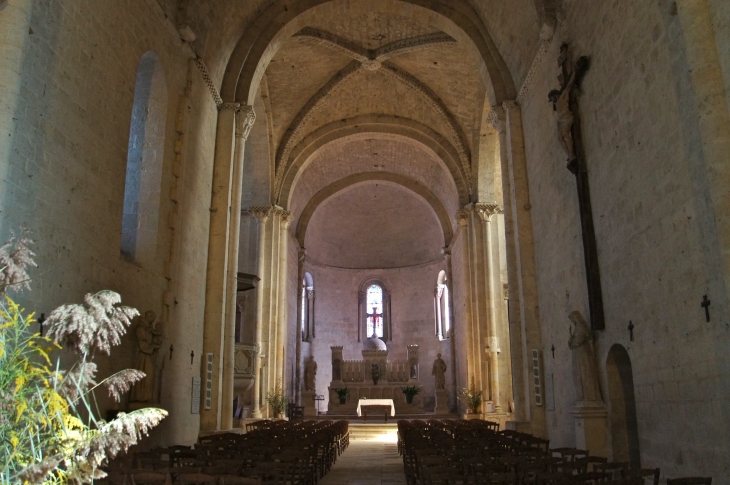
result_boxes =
[475,203,504,222]
[441,247,451,257]
[486,107,505,133]
[235,105,256,140]
[279,211,293,228]
[456,208,471,227]
[248,206,272,222]
[307,289,315,301]
[502,100,518,113]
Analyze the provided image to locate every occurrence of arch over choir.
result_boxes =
[220,0,518,107]
[434,270,450,340]
[121,51,168,266]
[295,172,454,248]
[301,272,315,340]
[357,277,392,343]
[280,116,469,207]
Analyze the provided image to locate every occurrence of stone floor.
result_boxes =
[319,439,406,484]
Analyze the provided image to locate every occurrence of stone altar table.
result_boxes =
[357,398,396,421]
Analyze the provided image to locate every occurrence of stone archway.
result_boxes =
[606,344,641,467]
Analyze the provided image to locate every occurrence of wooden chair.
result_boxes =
[217,477,261,485]
[176,473,216,485]
[667,478,712,485]
[130,471,170,485]
[624,468,660,485]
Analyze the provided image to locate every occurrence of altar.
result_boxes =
[357,398,396,421]
[327,338,425,414]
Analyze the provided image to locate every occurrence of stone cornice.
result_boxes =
[304,256,446,272]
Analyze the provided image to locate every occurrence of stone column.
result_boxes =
[476,203,504,413]
[500,101,546,434]
[0,0,33,205]
[249,207,271,418]
[221,106,256,430]
[274,209,292,394]
[307,289,316,338]
[443,248,458,409]
[200,103,239,431]
[295,248,305,405]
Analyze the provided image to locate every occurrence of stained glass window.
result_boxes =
[366,284,383,338]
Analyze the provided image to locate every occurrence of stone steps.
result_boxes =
[348,423,398,441]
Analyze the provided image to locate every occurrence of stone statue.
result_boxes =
[432,353,447,390]
[304,355,317,392]
[568,311,603,404]
[130,310,163,402]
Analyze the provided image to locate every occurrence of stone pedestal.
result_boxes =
[570,404,609,457]
[303,390,318,417]
[434,389,449,414]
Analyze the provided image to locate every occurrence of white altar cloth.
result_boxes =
[356,399,396,417]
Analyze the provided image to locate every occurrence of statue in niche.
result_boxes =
[130,310,163,402]
[410,364,418,379]
[304,355,317,392]
[568,311,603,404]
[432,353,447,390]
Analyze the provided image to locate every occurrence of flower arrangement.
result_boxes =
[334,387,349,404]
[400,385,421,404]
[265,380,289,417]
[458,377,483,413]
[0,232,167,485]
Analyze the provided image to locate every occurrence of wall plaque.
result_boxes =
[191,376,201,414]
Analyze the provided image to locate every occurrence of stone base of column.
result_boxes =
[570,403,609,457]
[434,389,449,414]
[303,391,318,417]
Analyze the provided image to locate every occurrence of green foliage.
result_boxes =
[0,296,167,485]
[458,378,483,413]
[400,385,421,398]
[265,380,289,416]
[334,387,350,398]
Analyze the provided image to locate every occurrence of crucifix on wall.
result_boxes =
[549,43,605,331]
[366,305,383,338]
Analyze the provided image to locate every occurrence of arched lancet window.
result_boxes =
[358,278,391,342]
[365,284,384,338]
[301,272,315,341]
[435,270,450,340]
[121,51,167,264]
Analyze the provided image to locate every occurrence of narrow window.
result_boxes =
[435,270,450,339]
[366,284,384,338]
[121,51,167,264]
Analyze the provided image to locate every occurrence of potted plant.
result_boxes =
[334,386,350,404]
[371,363,381,385]
[401,385,421,404]
[458,378,483,415]
[266,380,289,418]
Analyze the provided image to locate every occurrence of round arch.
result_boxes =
[295,172,454,247]
[279,115,470,207]
[606,344,641,467]
[220,0,517,106]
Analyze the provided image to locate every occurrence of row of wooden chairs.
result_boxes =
[101,420,349,485]
[397,419,710,485]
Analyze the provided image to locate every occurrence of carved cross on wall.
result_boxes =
[549,44,605,331]
[701,295,711,322]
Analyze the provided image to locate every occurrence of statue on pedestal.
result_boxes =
[568,311,603,404]
[304,355,317,392]
[130,310,163,403]
[432,353,447,390]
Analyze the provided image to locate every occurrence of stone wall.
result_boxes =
[0,0,219,446]
[303,260,453,411]
[519,0,730,476]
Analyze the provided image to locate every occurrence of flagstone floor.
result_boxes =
[318,439,406,485]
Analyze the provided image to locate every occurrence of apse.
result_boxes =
[304,181,443,269]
